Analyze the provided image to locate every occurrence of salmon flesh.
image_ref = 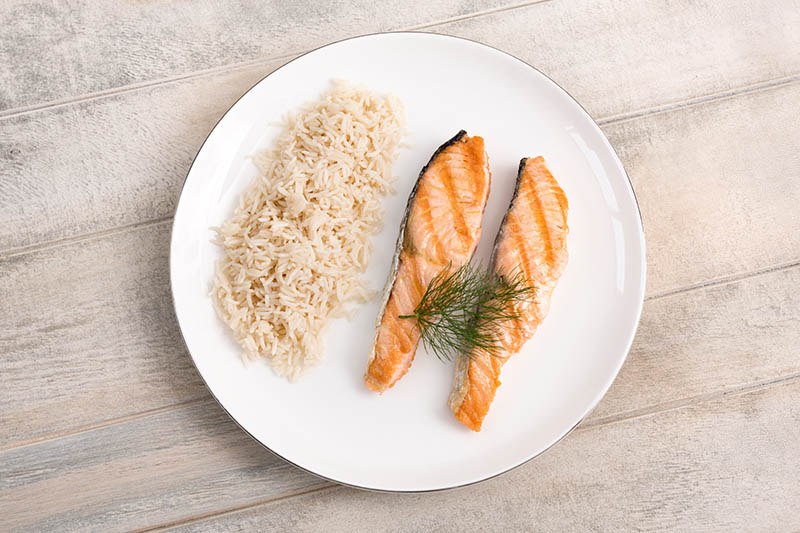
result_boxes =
[448,156,569,430]
[364,131,492,392]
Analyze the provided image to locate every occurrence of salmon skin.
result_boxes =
[364,131,492,393]
[448,156,568,430]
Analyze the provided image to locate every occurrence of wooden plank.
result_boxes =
[437,0,800,119]
[2,202,798,456]
[0,0,511,112]
[0,403,324,532]
[1,1,795,529]
[602,82,800,295]
[590,264,800,420]
[2,83,799,446]
[170,379,800,532]
[2,0,799,117]
[3,371,797,531]
[3,0,800,254]
[0,64,274,252]
[0,221,208,449]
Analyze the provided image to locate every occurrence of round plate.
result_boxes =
[170,32,646,492]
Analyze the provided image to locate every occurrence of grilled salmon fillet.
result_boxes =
[365,131,492,392]
[448,156,568,430]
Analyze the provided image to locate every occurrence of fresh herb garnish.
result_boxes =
[399,263,534,362]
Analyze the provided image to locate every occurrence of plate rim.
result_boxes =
[169,30,647,493]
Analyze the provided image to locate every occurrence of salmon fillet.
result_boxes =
[448,156,568,430]
[365,131,492,392]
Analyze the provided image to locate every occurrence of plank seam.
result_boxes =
[645,259,800,301]
[4,359,800,466]
[0,1,554,122]
[0,2,793,125]
[0,54,298,122]
[0,216,174,260]
[0,397,212,453]
[405,0,552,31]
[136,483,337,532]
[598,73,800,126]
[1,256,797,453]
[3,73,799,261]
[139,374,800,530]
[581,372,800,430]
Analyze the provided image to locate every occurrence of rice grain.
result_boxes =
[212,81,405,380]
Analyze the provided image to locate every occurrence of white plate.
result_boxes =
[170,32,646,492]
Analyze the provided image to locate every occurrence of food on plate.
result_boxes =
[397,262,533,363]
[448,156,569,431]
[212,81,405,381]
[364,131,492,392]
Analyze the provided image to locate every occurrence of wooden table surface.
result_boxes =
[2,1,799,530]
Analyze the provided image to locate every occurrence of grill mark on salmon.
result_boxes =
[438,162,471,256]
[365,131,492,393]
[448,156,568,430]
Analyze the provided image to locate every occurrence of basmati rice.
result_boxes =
[212,80,406,380]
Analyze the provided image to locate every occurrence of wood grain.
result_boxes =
[0,403,325,532]
[2,78,799,298]
[435,0,800,120]
[2,78,799,448]
[172,379,800,532]
[2,0,800,254]
[591,264,800,420]
[0,0,510,112]
[2,200,798,458]
[0,221,208,449]
[2,0,798,117]
[1,1,799,529]
[3,372,797,531]
[604,81,800,295]
[0,64,275,253]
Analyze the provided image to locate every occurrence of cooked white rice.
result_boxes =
[212,80,406,380]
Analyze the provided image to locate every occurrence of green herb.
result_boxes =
[399,263,534,362]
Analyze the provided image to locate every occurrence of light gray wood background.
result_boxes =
[1,1,799,531]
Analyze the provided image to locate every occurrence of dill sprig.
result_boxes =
[399,263,534,362]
